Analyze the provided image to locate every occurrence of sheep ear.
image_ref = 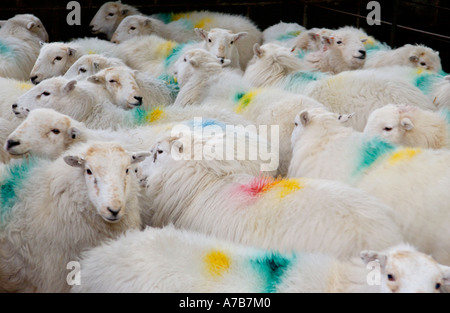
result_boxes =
[308,32,319,41]
[299,111,310,127]
[131,151,151,164]
[189,58,199,67]
[232,32,247,43]
[68,47,77,56]
[26,21,36,30]
[64,155,85,168]
[39,40,46,47]
[440,265,450,285]
[253,43,263,58]
[63,80,77,93]
[87,75,104,84]
[409,55,419,63]
[401,117,414,131]
[445,76,450,82]
[322,36,334,46]
[68,127,81,140]
[93,62,100,70]
[195,28,208,41]
[120,9,129,16]
[143,18,152,27]
[360,250,387,269]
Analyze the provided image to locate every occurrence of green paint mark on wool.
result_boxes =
[129,107,149,126]
[154,13,174,24]
[276,30,302,42]
[158,73,179,99]
[250,252,294,293]
[0,157,39,224]
[414,72,443,95]
[354,137,395,175]
[163,42,192,69]
[0,40,13,55]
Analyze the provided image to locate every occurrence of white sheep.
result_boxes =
[89,1,142,40]
[111,11,263,69]
[195,27,248,70]
[63,53,127,80]
[363,104,450,149]
[0,118,17,164]
[72,227,450,293]
[135,132,403,261]
[0,141,148,292]
[364,43,442,73]
[0,77,35,121]
[30,38,119,84]
[0,14,48,81]
[289,107,450,265]
[172,48,325,176]
[243,43,436,131]
[431,75,450,109]
[86,66,175,110]
[301,27,367,74]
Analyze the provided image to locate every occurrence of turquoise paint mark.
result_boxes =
[285,71,327,89]
[188,118,226,130]
[154,12,173,24]
[128,107,149,127]
[233,92,245,103]
[354,137,395,175]
[366,41,390,57]
[414,72,442,95]
[294,49,308,60]
[276,30,302,42]
[158,73,179,99]
[0,40,13,56]
[440,108,450,125]
[250,252,294,293]
[0,157,39,224]
[163,42,196,69]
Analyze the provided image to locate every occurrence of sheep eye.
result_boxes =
[130,26,136,30]
[336,41,343,44]
[230,41,234,45]
[420,62,427,66]
[126,169,129,174]
[338,115,342,120]
[383,127,393,131]
[208,39,212,43]
[157,150,163,154]
[134,168,138,173]
[54,56,62,61]
[79,68,86,73]
[184,58,187,62]
[42,91,51,96]
[109,79,117,83]
[51,129,60,134]
[387,274,395,282]
[436,283,441,290]
[108,13,115,16]
[294,122,298,127]
[86,169,92,175]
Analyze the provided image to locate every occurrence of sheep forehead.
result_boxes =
[387,251,442,283]
[28,109,71,129]
[85,144,130,171]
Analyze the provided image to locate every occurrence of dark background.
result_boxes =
[1,0,449,71]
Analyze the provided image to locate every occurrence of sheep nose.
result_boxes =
[6,139,20,150]
[359,50,366,57]
[30,76,39,84]
[107,206,121,217]
[12,103,17,109]
[134,96,143,105]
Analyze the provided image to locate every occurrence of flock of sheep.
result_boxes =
[0,1,449,293]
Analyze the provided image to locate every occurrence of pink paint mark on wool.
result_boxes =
[236,176,277,197]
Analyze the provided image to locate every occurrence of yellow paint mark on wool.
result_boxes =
[388,148,422,165]
[234,89,262,114]
[16,82,33,91]
[194,18,213,29]
[87,50,97,55]
[156,41,178,59]
[415,68,432,76]
[172,13,192,21]
[146,106,165,123]
[205,250,231,277]
[273,179,303,199]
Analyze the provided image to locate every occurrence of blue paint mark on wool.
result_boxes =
[0,157,39,224]
[354,137,395,176]
[250,252,294,293]
[187,118,226,131]
[284,71,328,92]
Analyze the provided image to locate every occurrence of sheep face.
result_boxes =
[363,104,412,145]
[111,15,151,44]
[322,31,367,70]
[0,14,49,43]
[5,108,80,160]
[64,54,124,80]
[87,67,143,109]
[361,245,450,293]
[136,140,174,189]
[90,1,136,39]
[407,45,442,73]
[195,28,247,65]
[30,43,78,84]
[173,49,229,87]
[13,77,87,118]
[64,142,149,223]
